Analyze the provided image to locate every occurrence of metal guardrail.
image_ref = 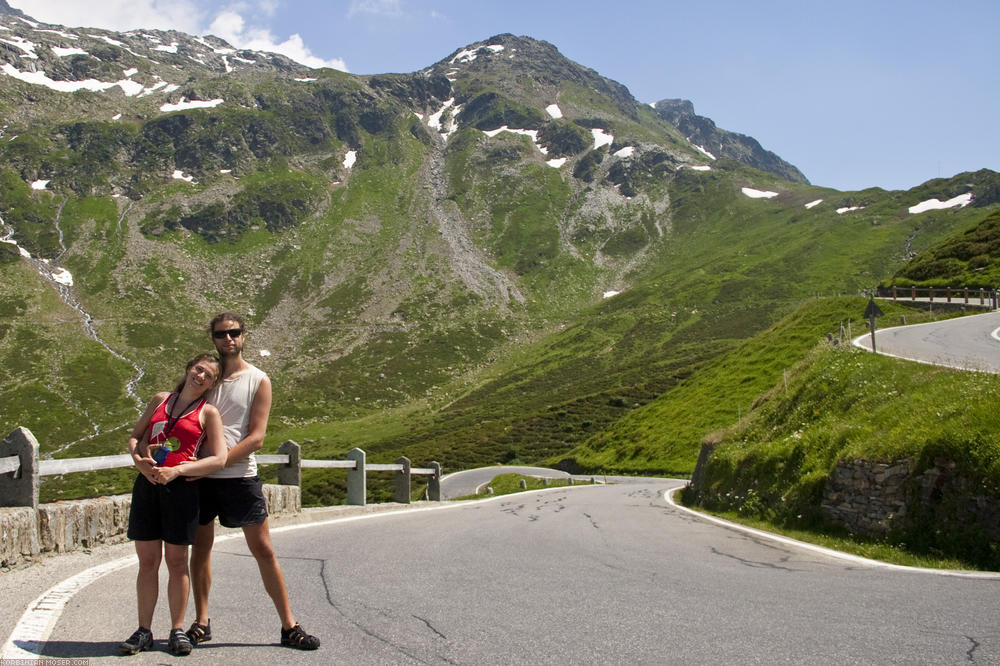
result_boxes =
[0,427,441,510]
[876,285,997,308]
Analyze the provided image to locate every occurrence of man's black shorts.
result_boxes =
[127,474,201,545]
[197,476,269,528]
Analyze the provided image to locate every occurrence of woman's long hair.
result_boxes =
[173,353,222,394]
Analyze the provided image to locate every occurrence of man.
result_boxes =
[187,312,320,650]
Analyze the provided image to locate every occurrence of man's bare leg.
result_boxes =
[242,519,295,629]
[190,521,215,627]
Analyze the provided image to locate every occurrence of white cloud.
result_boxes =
[348,0,404,18]
[208,10,347,71]
[254,0,281,17]
[9,0,204,33]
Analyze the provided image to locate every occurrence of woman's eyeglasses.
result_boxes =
[212,328,243,339]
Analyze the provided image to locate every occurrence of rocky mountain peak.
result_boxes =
[653,98,809,184]
[0,0,28,19]
[428,33,639,122]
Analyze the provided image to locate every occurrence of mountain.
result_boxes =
[652,98,809,184]
[0,13,997,503]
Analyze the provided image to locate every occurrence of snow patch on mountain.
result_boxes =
[450,43,505,64]
[692,143,716,160]
[1,34,39,58]
[160,98,224,113]
[51,45,87,57]
[592,128,614,149]
[741,187,778,199]
[908,192,972,214]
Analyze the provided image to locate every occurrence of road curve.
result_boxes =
[439,466,646,499]
[440,466,572,499]
[853,309,1000,373]
[9,481,998,664]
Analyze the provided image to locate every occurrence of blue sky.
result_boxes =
[10,0,998,192]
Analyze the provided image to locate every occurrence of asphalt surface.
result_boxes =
[5,480,998,664]
[853,309,1000,373]
[438,466,643,499]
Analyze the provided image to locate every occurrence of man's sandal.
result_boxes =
[185,620,211,644]
[281,623,320,650]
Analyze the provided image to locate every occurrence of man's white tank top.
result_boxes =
[206,362,266,479]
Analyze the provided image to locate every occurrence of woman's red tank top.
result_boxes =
[147,394,206,468]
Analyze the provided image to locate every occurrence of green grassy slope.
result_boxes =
[678,301,1000,568]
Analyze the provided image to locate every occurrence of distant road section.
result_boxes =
[440,466,571,499]
[853,310,1000,373]
[440,466,656,499]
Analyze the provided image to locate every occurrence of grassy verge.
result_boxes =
[678,502,978,571]
[450,473,584,500]
[685,321,1000,570]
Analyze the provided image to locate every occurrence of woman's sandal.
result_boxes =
[185,619,211,644]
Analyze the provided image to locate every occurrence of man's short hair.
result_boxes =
[209,311,247,335]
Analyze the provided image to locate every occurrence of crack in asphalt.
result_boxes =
[219,551,439,663]
[966,634,981,662]
[414,615,447,640]
[709,547,801,571]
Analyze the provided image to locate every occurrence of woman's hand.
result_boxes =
[150,465,181,484]
[133,453,158,483]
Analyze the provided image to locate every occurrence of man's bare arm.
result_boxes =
[222,375,272,466]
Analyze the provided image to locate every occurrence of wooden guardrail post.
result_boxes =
[427,462,441,501]
[393,456,411,504]
[277,440,301,486]
[346,448,366,506]
[0,427,39,510]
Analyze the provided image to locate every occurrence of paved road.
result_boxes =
[854,309,1000,373]
[440,465,573,498]
[8,481,998,664]
[439,466,648,499]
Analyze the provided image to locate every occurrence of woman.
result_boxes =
[118,353,227,657]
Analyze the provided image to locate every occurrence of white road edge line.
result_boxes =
[663,486,1000,579]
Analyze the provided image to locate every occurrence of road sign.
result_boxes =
[865,298,884,320]
[865,296,883,352]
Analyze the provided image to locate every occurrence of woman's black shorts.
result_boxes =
[127,473,201,545]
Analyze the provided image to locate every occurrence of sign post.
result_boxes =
[864,296,884,353]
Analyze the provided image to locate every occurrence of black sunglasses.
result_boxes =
[212,328,243,339]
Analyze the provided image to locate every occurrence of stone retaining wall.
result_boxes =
[821,458,1000,543]
[821,459,912,535]
[0,484,300,569]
